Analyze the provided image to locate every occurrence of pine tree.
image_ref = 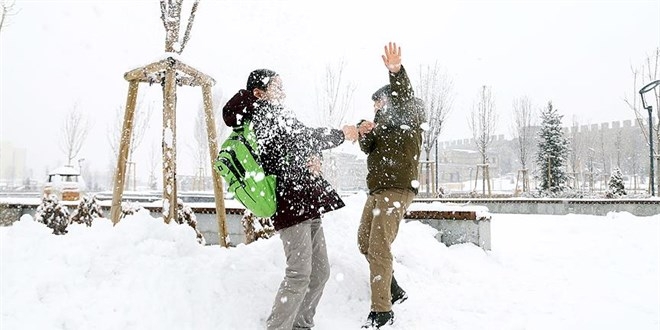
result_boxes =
[535,101,570,195]
[35,194,71,235]
[606,167,626,198]
[70,195,104,227]
[175,199,205,245]
[119,201,144,219]
[241,210,275,244]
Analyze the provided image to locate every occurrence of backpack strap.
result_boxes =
[217,156,243,186]
[232,120,262,163]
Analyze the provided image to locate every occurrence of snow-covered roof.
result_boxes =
[47,165,80,176]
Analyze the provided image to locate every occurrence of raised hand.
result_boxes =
[381,42,402,73]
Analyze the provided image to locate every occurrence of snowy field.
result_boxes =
[1,193,658,330]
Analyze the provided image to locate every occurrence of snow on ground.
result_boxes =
[1,193,658,329]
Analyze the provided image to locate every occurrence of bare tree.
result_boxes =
[468,86,497,195]
[191,107,209,191]
[567,116,585,190]
[160,0,200,54]
[597,128,611,187]
[60,105,89,166]
[108,101,153,160]
[147,141,160,190]
[0,0,17,34]
[191,88,226,190]
[315,59,356,128]
[315,60,356,189]
[416,62,453,195]
[624,47,660,194]
[510,96,535,193]
[108,100,153,190]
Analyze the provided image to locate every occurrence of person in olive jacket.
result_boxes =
[223,69,358,330]
[356,42,425,329]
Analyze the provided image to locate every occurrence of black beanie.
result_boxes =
[246,69,278,91]
[372,84,391,101]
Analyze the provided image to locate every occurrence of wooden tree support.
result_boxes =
[514,168,530,196]
[110,56,229,247]
[473,163,492,197]
[418,160,437,197]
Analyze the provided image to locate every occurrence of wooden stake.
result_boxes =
[485,164,491,196]
[202,84,229,247]
[110,80,139,224]
[124,59,168,82]
[162,63,178,224]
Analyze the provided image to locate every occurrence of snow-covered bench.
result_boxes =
[405,203,492,250]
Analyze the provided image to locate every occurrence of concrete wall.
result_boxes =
[0,204,249,246]
[2,199,657,248]
[419,199,659,217]
[414,218,491,250]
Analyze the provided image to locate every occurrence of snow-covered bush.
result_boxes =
[175,199,205,245]
[605,167,626,198]
[241,210,275,244]
[34,194,70,235]
[70,194,104,226]
[521,189,585,199]
[120,201,144,219]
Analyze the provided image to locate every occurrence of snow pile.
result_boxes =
[1,194,658,329]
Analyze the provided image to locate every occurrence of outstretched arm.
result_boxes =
[382,42,414,105]
[382,42,417,126]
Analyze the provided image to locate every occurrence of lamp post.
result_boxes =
[639,79,660,197]
[77,158,85,172]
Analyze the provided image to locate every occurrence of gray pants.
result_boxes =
[266,218,330,330]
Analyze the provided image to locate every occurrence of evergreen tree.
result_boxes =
[70,195,104,227]
[35,195,70,235]
[175,199,205,245]
[241,210,275,244]
[606,167,626,198]
[535,101,570,195]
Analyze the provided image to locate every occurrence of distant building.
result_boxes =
[322,150,368,192]
[0,141,27,188]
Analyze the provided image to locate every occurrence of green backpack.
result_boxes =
[214,121,277,218]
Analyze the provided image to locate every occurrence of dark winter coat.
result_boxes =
[223,91,346,231]
[359,66,424,195]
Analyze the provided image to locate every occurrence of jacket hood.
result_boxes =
[222,89,258,127]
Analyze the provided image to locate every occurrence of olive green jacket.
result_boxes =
[359,66,424,195]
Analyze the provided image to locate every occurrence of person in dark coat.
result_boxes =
[223,69,358,330]
[356,42,425,329]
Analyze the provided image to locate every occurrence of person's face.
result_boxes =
[373,97,387,112]
[254,76,286,103]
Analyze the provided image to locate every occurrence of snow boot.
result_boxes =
[391,275,408,305]
[361,311,394,329]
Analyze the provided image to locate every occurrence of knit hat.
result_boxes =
[246,69,278,92]
[222,89,257,127]
[371,84,391,101]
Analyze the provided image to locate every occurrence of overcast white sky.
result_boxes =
[1,0,659,179]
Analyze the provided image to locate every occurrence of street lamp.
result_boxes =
[639,79,660,196]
